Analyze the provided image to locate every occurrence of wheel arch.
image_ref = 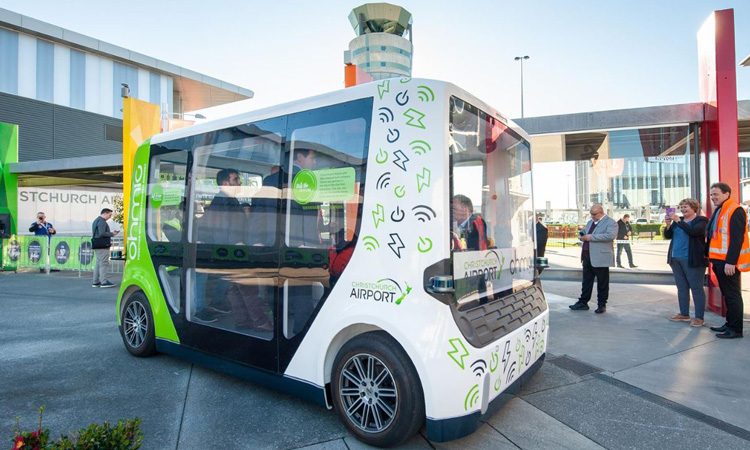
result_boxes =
[323,324,427,410]
[117,278,179,343]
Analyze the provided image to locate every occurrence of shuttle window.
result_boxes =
[449,96,534,304]
[147,151,187,243]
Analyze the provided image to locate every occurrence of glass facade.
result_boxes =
[0,26,174,117]
[69,49,85,109]
[531,124,700,272]
[0,27,18,94]
[35,39,54,102]
[149,71,160,105]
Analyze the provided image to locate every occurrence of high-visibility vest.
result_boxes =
[707,199,750,271]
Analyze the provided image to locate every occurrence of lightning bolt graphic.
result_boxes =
[447,338,470,370]
[378,80,390,100]
[416,167,431,193]
[387,233,405,258]
[393,150,410,172]
[403,108,427,129]
[501,340,511,373]
[372,204,385,229]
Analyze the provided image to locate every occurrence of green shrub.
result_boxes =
[12,407,142,450]
[632,223,664,234]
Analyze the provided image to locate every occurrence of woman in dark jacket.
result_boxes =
[663,198,708,327]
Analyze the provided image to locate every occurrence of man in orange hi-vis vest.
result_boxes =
[706,182,748,339]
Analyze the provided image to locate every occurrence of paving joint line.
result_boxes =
[174,363,194,450]
[484,420,522,449]
[516,395,613,450]
[593,373,750,442]
[609,339,719,374]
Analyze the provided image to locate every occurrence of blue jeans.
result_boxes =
[669,258,706,319]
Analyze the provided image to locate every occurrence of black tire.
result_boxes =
[331,331,425,448]
[119,291,156,357]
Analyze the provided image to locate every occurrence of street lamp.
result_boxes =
[514,55,530,118]
[171,112,207,120]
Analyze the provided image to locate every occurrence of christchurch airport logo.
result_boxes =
[127,162,147,260]
[461,250,505,281]
[350,278,412,305]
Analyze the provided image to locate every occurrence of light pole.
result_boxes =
[514,55,530,117]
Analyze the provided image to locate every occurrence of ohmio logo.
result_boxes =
[127,163,147,259]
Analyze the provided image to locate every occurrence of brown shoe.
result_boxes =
[691,319,704,327]
[669,314,691,322]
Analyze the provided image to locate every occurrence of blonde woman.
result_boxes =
[663,198,708,326]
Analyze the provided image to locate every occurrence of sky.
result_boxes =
[0,0,749,120]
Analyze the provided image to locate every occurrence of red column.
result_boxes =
[697,9,740,314]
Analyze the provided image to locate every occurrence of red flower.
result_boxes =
[14,436,25,449]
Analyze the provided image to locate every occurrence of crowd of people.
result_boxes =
[567,181,745,339]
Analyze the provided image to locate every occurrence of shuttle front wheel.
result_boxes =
[332,331,424,447]
[120,291,156,357]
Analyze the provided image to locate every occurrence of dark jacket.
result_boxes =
[616,219,632,240]
[535,221,548,256]
[663,215,708,267]
[91,216,115,249]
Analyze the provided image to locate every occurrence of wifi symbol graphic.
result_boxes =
[376,172,392,190]
[471,359,487,377]
[362,235,380,251]
[412,205,437,222]
[410,139,431,155]
[464,384,480,411]
[378,107,395,123]
[417,85,435,102]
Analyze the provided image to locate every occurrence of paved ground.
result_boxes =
[1,271,749,449]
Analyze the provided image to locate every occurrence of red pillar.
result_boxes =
[697,9,740,314]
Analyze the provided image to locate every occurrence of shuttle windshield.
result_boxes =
[449,96,535,305]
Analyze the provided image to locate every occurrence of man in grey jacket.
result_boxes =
[91,208,119,288]
[569,204,617,313]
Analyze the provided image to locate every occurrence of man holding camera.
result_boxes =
[29,212,56,237]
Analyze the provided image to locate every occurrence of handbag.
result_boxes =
[91,217,111,249]
[91,236,111,249]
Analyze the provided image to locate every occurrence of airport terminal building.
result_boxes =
[0,7,252,236]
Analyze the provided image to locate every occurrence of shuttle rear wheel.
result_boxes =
[120,291,156,357]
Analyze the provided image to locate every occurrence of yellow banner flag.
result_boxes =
[122,98,160,246]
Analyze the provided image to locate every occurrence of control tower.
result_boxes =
[346,3,413,80]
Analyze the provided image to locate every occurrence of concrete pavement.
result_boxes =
[0,271,748,449]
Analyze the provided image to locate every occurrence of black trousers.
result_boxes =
[579,253,610,306]
[616,243,633,266]
[712,262,744,333]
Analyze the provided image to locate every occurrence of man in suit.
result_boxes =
[569,204,617,314]
[706,182,747,339]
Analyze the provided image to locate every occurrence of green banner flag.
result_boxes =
[19,235,48,269]
[2,236,20,271]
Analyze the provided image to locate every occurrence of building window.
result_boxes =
[36,39,54,102]
[113,61,138,118]
[0,27,18,94]
[70,49,85,109]
[149,72,160,105]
